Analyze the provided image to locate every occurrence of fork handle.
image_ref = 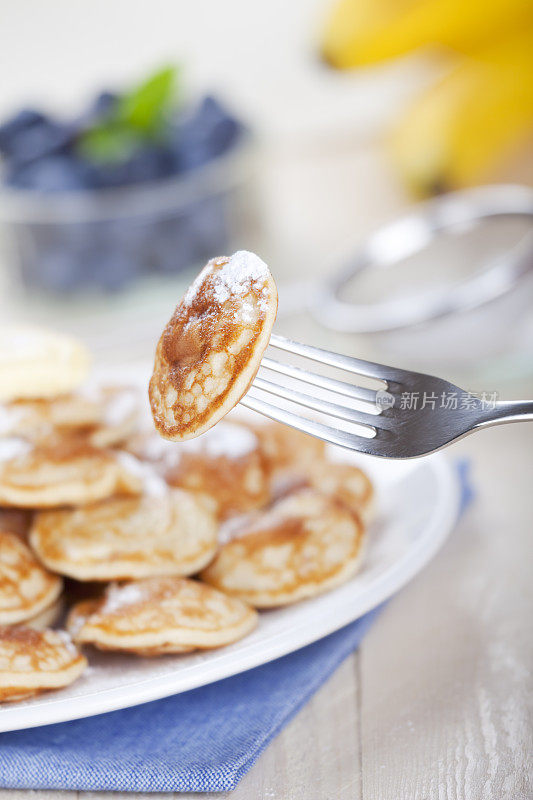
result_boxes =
[475,399,533,429]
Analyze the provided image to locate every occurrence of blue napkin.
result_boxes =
[0,462,472,793]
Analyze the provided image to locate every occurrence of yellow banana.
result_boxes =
[389,28,533,196]
[322,0,533,68]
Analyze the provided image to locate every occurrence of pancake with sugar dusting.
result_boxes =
[201,489,365,607]
[67,577,258,655]
[0,626,86,702]
[252,421,327,495]
[0,393,100,442]
[271,459,374,525]
[0,531,63,625]
[303,461,374,524]
[30,486,218,581]
[88,385,140,448]
[0,437,142,508]
[149,251,278,441]
[0,326,90,402]
[130,421,270,520]
[0,385,139,449]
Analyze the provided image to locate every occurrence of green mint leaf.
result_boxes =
[118,65,178,134]
[77,123,141,163]
[77,65,180,164]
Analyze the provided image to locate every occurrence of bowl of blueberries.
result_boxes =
[0,67,254,293]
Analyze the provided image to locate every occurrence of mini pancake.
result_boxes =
[0,394,101,442]
[0,531,63,625]
[30,486,218,581]
[0,326,90,402]
[0,385,140,449]
[302,461,374,524]
[67,577,258,655]
[253,421,327,473]
[0,437,142,508]
[0,508,33,540]
[252,421,327,496]
[25,597,65,631]
[130,422,270,521]
[149,251,278,441]
[272,460,375,525]
[0,626,86,702]
[201,489,365,607]
[88,386,140,448]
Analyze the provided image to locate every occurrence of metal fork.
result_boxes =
[240,335,533,458]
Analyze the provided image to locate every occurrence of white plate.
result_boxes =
[0,449,460,733]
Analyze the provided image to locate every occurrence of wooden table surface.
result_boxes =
[0,420,531,800]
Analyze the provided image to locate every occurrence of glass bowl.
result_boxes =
[0,137,257,294]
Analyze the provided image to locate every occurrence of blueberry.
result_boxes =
[59,221,99,252]
[15,227,87,292]
[0,109,46,156]
[88,248,140,291]
[90,145,175,188]
[198,96,242,156]
[6,155,92,192]
[148,216,199,274]
[6,119,74,169]
[186,194,228,253]
[125,146,175,184]
[88,159,131,189]
[91,91,119,119]
[20,219,142,292]
[101,218,149,252]
[36,250,88,292]
[171,96,242,172]
[75,91,120,133]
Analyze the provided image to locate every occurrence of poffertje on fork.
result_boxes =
[149,251,533,458]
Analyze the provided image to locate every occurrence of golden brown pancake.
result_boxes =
[67,577,258,655]
[149,251,278,441]
[0,626,86,702]
[302,460,374,524]
[0,326,90,402]
[0,508,33,540]
[25,597,65,631]
[201,489,365,607]
[269,459,374,524]
[252,421,327,496]
[129,422,270,521]
[0,531,63,625]
[251,422,374,520]
[30,486,218,581]
[0,385,140,449]
[0,437,142,508]
[87,386,140,448]
[0,393,100,442]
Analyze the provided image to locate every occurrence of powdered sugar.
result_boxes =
[0,406,22,436]
[114,451,168,497]
[54,629,79,657]
[101,582,146,614]
[184,251,271,317]
[177,422,257,461]
[212,251,270,303]
[0,437,33,462]
[140,422,258,467]
[103,388,139,427]
[198,423,257,459]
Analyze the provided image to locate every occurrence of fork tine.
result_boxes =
[240,392,380,453]
[252,376,385,429]
[260,357,378,406]
[269,334,391,383]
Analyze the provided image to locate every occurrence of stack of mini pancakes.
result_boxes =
[0,327,374,704]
